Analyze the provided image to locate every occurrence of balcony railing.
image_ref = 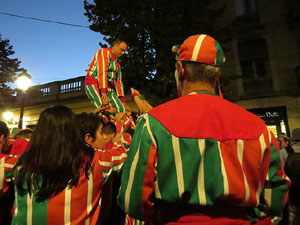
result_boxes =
[19,76,86,106]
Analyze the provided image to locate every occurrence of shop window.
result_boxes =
[247,106,290,137]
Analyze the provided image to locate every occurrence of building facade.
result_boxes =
[216,0,300,137]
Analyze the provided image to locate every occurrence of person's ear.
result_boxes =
[176,61,185,81]
[0,134,4,144]
[84,133,94,145]
[102,133,108,141]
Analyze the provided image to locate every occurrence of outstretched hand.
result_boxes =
[130,87,141,96]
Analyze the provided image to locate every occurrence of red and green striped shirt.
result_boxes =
[117,91,290,223]
[85,48,125,97]
[0,145,127,225]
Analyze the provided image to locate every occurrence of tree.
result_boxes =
[84,0,225,105]
[0,34,25,106]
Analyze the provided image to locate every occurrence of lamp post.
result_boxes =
[16,72,32,129]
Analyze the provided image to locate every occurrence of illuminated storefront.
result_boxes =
[247,106,289,138]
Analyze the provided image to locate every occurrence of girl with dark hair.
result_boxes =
[0,121,10,154]
[0,105,127,225]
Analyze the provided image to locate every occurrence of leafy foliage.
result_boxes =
[0,34,25,105]
[84,0,225,105]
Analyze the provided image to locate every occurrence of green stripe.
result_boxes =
[107,58,116,80]
[128,119,152,217]
[203,139,224,205]
[179,138,201,203]
[153,118,179,201]
[214,40,224,66]
[4,169,13,181]
[85,85,101,108]
[269,143,286,216]
[108,90,125,113]
[12,175,48,225]
[13,190,29,224]
[118,116,147,218]
[32,189,48,225]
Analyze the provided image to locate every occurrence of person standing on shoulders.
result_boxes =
[85,39,129,116]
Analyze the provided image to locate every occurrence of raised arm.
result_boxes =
[118,114,157,222]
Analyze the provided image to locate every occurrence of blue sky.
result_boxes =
[0,0,104,86]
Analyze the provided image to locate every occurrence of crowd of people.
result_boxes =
[0,34,298,225]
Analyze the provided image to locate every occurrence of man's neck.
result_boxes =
[182,81,215,96]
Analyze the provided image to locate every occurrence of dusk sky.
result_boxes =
[0,0,104,86]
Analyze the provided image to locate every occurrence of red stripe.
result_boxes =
[197,35,217,65]
[141,144,157,221]
[220,140,246,203]
[86,55,96,77]
[97,48,110,89]
[70,175,89,225]
[242,139,263,204]
[178,35,199,61]
[48,190,66,224]
[85,75,98,85]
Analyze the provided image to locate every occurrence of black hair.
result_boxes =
[14,128,33,140]
[111,39,126,47]
[76,112,105,142]
[102,121,116,135]
[0,121,9,138]
[15,105,91,202]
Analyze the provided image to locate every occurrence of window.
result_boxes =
[40,87,50,96]
[240,58,268,79]
[235,0,257,16]
[60,81,82,93]
[238,38,272,93]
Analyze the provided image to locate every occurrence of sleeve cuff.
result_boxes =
[119,97,126,103]
[131,93,139,98]
[100,88,108,93]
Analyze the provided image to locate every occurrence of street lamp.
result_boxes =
[16,72,32,129]
[3,111,13,122]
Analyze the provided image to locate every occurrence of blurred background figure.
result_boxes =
[0,121,13,225]
[0,121,10,155]
[9,128,33,155]
[291,128,300,153]
[284,128,300,225]
[279,134,293,167]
